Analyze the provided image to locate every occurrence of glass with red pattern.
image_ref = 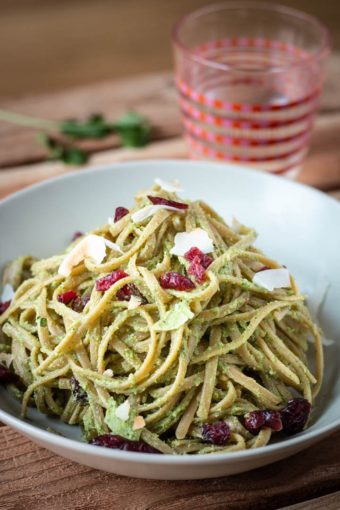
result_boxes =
[172,1,330,178]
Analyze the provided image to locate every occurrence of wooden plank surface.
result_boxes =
[0,425,339,510]
[279,491,340,510]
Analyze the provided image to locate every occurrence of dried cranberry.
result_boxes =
[116,285,131,301]
[0,300,11,315]
[184,247,201,262]
[70,377,88,404]
[0,364,18,384]
[90,434,162,454]
[159,272,195,291]
[114,206,129,223]
[188,255,206,283]
[202,421,231,446]
[184,247,213,269]
[202,255,213,268]
[257,265,269,272]
[95,270,128,292]
[72,231,84,242]
[263,411,283,432]
[244,410,283,434]
[244,411,266,434]
[184,247,213,284]
[71,295,90,312]
[57,290,78,305]
[116,283,146,303]
[280,398,311,435]
[147,195,188,210]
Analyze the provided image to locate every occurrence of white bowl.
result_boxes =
[0,160,339,479]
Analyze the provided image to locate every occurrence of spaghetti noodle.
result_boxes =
[0,181,323,454]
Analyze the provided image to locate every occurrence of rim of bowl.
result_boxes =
[1,160,340,212]
[0,406,339,464]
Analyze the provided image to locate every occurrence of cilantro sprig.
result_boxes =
[0,109,151,165]
[60,114,114,140]
[38,133,89,165]
[113,112,151,148]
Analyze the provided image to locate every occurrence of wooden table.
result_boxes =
[1,66,340,510]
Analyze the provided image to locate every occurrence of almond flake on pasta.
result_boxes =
[132,415,145,431]
[115,399,130,421]
[253,268,291,292]
[154,178,183,193]
[1,283,15,302]
[58,234,123,276]
[170,228,214,257]
[132,204,184,223]
[59,235,108,277]
[232,217,242,234]
[128,295,143,310]
[104,238,123,254]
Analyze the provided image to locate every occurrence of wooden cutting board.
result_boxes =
[0,62,340,510]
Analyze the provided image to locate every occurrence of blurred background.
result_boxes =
[0,0,338,98]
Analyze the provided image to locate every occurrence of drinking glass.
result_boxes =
[172,1,330,178]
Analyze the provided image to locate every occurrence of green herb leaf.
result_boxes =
[60,114,114,139]
[37,316,47,327]
[2,108,152,166]
[61,146,89,165]
[113,111,151,148]
[153,302,194,331]
[37,133,88,165]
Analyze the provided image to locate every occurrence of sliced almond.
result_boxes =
[154,178,183,193]
[1,283,15,302]
[170,228,214,257]
[115,399,130,421]
[132,204,184,223]
[253,268,291,292]
[128,295,143,310]
[132,415,145,431]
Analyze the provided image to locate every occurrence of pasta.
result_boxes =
[0,181,323,454]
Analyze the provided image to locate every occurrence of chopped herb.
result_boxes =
[40,318,47,327]
[37,316,47,327]
[0,108,151,166]
[113,112,151,147]
[37,133,88,165]
[60,114,114,139]
[61,111,151,147]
